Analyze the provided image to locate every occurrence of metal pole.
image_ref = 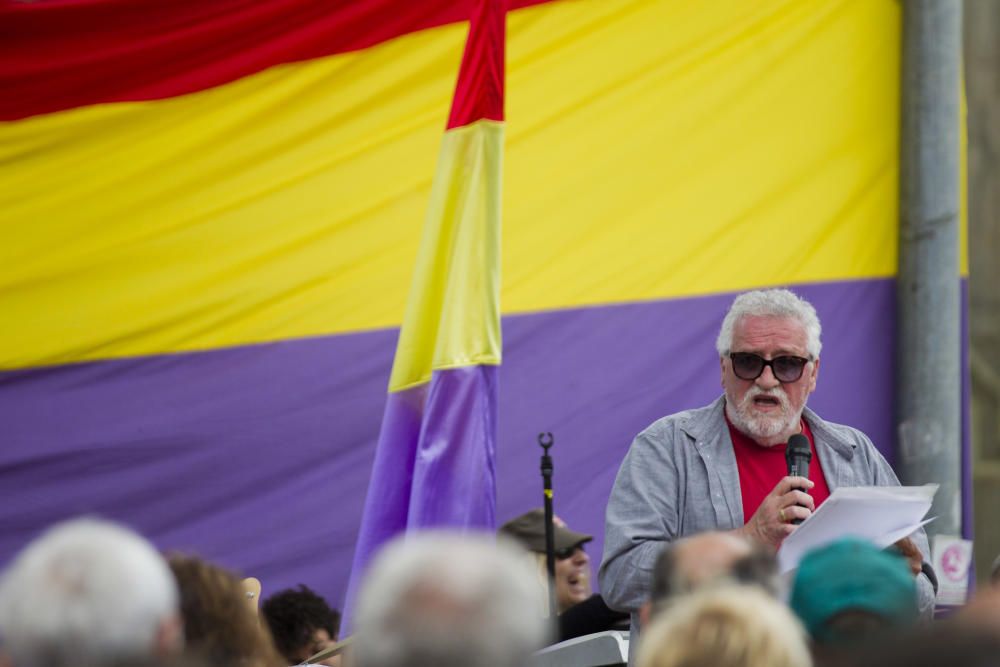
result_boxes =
[897,0,963,539]
[538,432,557,618]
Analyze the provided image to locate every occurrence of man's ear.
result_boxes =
[719,356,726,388]
[808,357,820,393]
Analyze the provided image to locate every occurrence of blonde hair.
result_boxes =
[167,554,285,667]
[638,585,812,667]
[530,552,552,616]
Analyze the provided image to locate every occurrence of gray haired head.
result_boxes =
[716,289,822,359]
[353,532,549,667]
[0,517,181,667]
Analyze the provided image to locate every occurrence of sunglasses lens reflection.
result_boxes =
[732,354,763,379]
[773,357,806,382]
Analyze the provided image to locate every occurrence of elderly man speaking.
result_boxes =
[599,289,935,629]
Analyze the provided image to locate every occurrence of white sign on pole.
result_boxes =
[931,535,973,606]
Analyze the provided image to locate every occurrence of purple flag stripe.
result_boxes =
[347,365,498,592]
[0,277,970,605]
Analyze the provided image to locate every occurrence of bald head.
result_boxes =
[647,532,779,623]
[674,533,752,590]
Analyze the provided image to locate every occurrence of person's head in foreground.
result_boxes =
[644,531,779,624]
[0,517,182,667]
[790,538,917,646]
[638,584,812,667]
[499,508,593,613]
[717,288,822,447]
[816,623,1000,667]
[262,585,341,666]
[167,554,284,667]
[352,532,548,667]
[953,583,1000,636]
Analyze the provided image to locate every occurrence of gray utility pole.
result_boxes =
[897,0,963,539]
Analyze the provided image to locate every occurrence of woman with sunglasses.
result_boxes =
[500,508,629,642]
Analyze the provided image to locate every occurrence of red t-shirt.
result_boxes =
[726,417,831,520]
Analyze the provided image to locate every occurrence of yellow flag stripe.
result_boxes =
[0,0,967,370]
[389,121,503,392]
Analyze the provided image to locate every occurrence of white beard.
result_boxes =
[726,385,803,445]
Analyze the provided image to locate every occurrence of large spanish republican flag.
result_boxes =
[0,0,967,610]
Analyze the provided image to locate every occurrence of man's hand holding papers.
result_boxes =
[777,484,937,573]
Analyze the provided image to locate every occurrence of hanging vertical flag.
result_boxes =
[345,0,505,609]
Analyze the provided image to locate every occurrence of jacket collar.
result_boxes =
[681,395,855,461]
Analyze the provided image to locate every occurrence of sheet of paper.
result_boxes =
[776,484,937,573]
[879,517,935,548]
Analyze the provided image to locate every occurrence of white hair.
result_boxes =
[353,532,549,667]
[638,585,812,667]
[0,517,180,667]
[715,289,822,359]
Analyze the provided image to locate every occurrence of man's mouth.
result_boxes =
[752,395,781,409]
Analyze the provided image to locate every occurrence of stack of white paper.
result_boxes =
[776,484,937,573]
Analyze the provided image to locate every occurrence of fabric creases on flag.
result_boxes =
[344,0,505,617]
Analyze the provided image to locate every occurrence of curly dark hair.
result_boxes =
[261,585,341,663]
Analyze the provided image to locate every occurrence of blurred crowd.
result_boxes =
[1,515,999,667]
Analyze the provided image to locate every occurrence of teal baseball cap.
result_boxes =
[790,537,918,644]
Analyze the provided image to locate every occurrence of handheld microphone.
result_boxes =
[785,434,811,525]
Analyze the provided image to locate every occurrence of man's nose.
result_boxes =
[573,548,589,564]
[755,364,780,389]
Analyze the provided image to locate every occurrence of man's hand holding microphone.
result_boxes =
[738,434,814,550]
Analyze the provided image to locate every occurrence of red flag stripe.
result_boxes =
[0,0,546,121]
[446,0,505,129]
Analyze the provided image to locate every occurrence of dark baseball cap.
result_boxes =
[498,509,592,555]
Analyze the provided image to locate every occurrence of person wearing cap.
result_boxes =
[790,538,919,648]
[500,509,629,642]
[599,289,935,649]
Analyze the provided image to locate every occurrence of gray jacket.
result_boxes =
[598,396,935,617]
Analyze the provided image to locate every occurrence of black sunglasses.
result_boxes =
[729,352,810,383]
[554,544,584,560]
